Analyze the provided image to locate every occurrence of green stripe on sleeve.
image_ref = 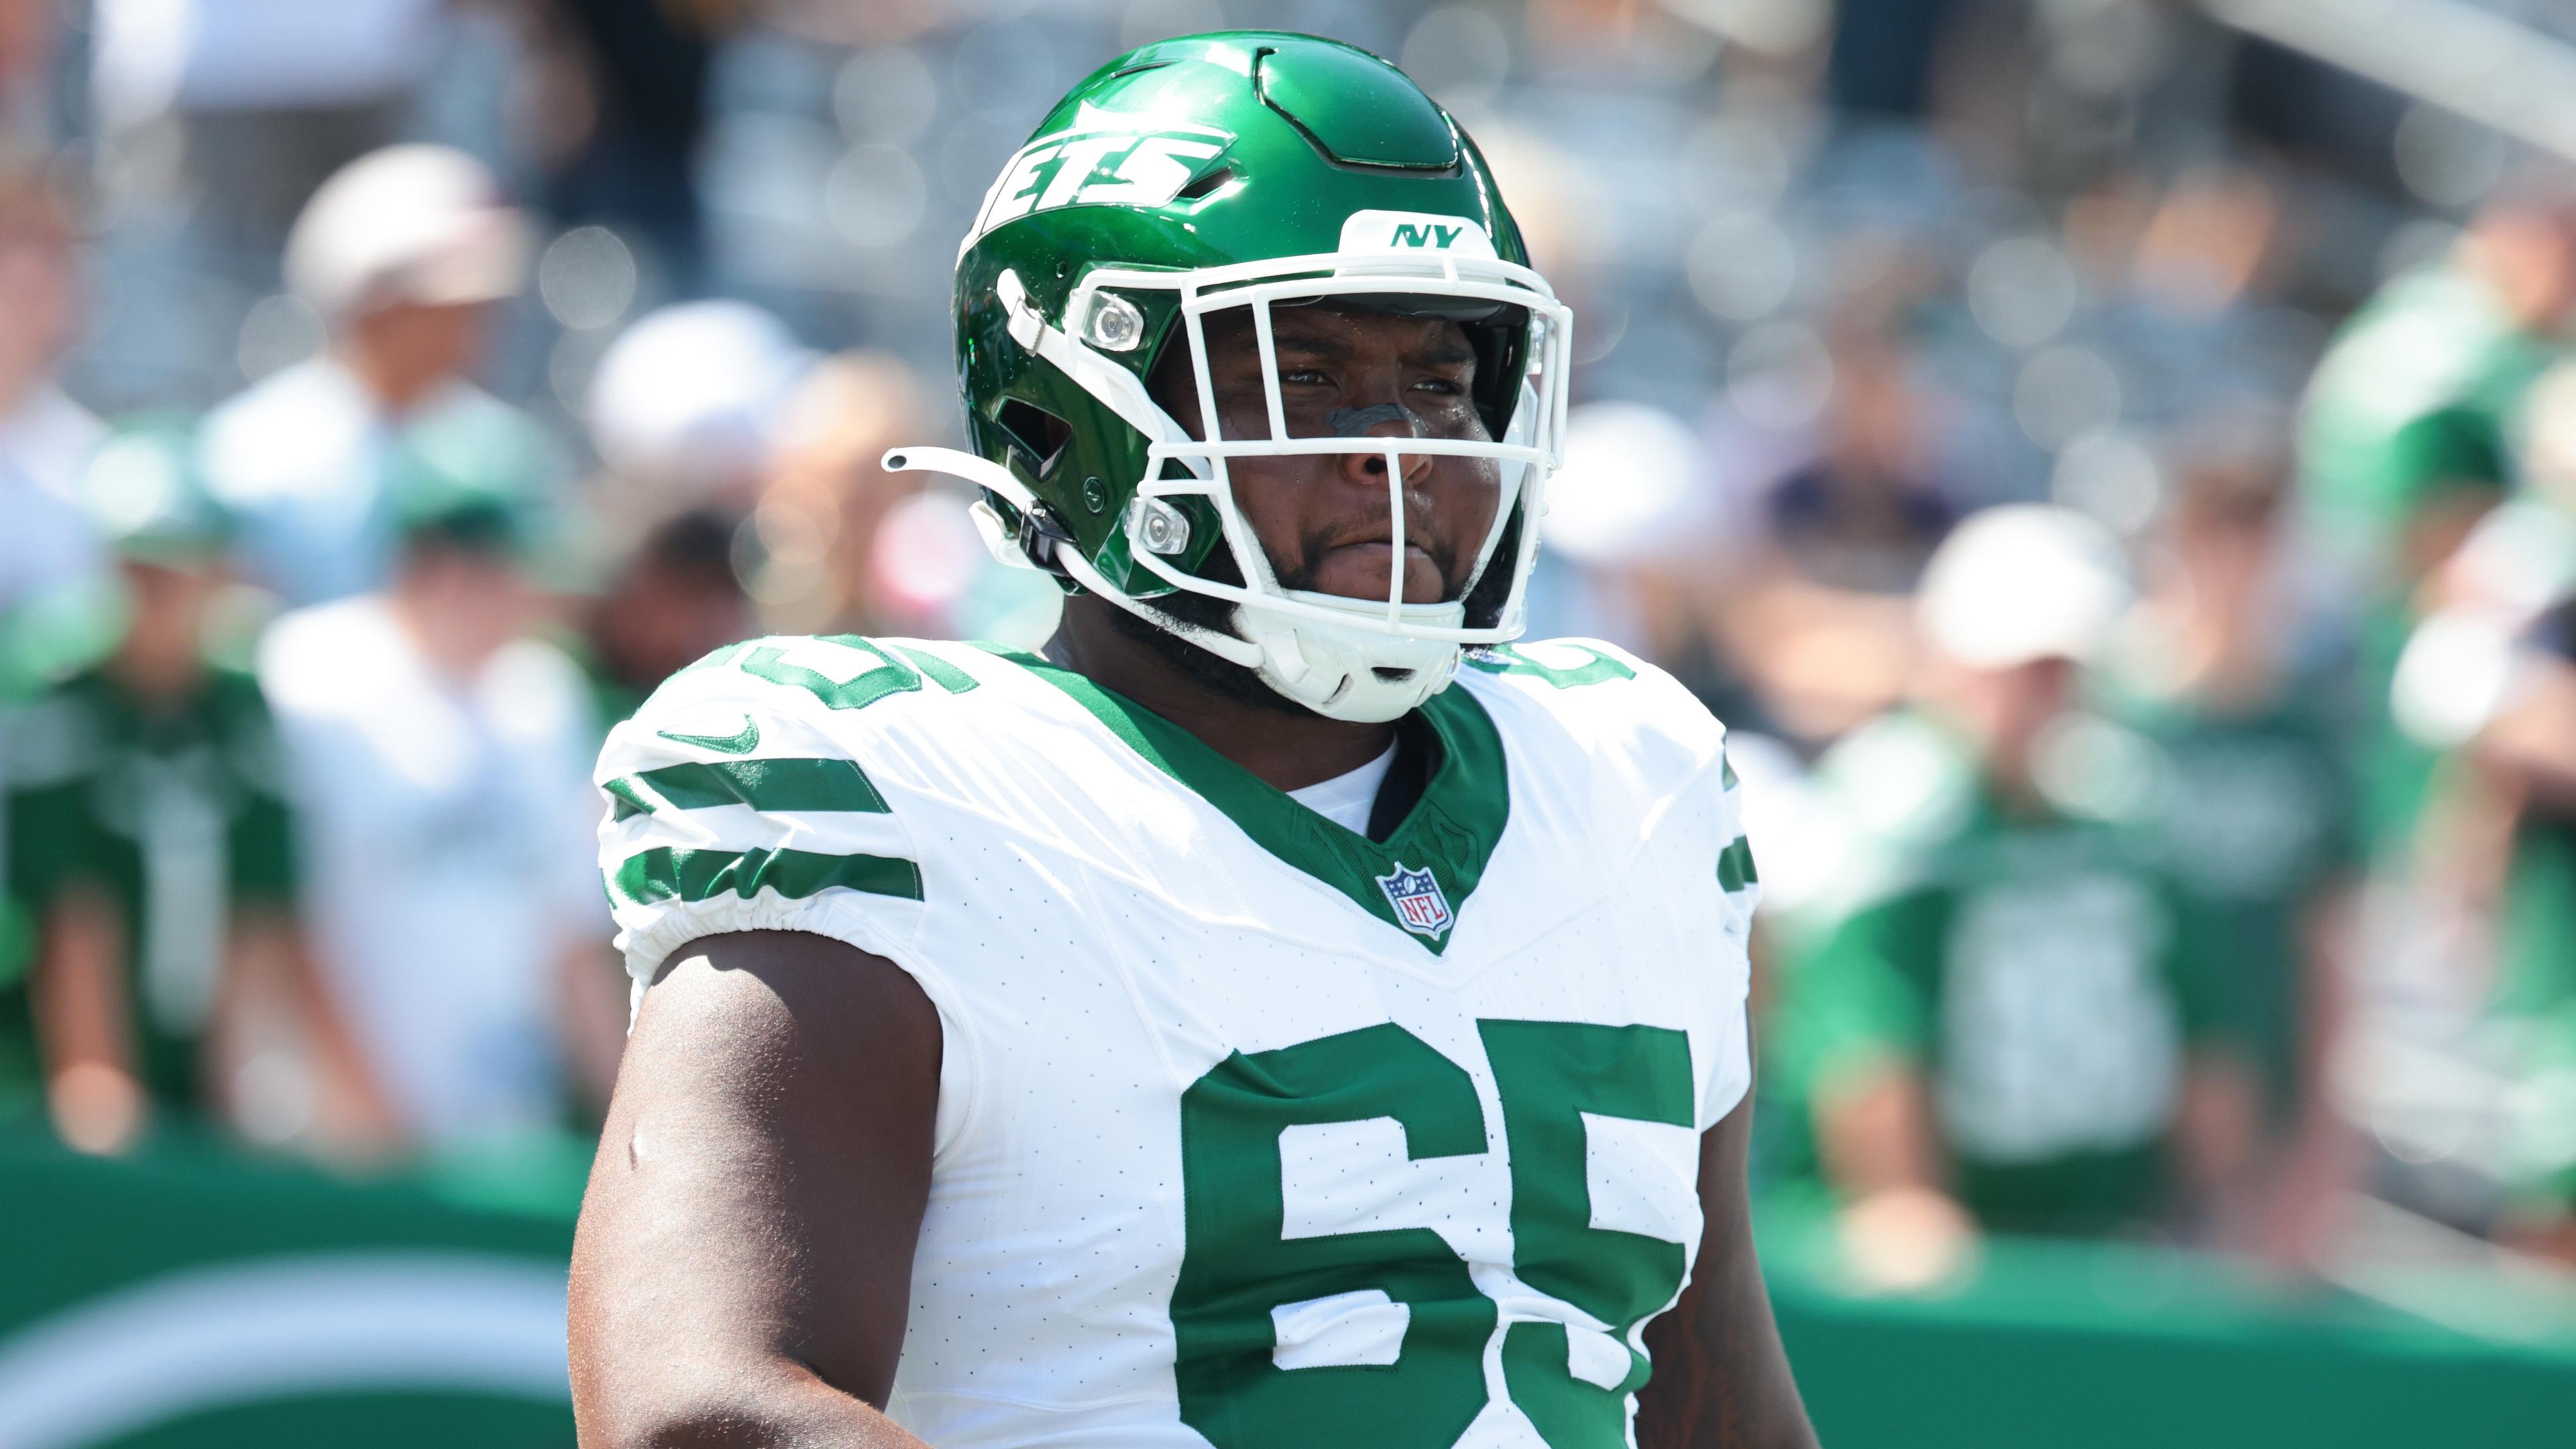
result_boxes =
[1717,836,1759,893]
[603,777,658,820]
[608,758,890,820]
[609,846,923,906]
[889,643,981,694]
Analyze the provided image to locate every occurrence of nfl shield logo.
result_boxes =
[1376,863,1454,940]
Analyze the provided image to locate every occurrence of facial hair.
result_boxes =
[1101,514,1517,718]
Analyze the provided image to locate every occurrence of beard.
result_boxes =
[1102,515,1518,718]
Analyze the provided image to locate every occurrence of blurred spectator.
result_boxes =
[3,417,387,1155]
[0,157,104,677]
[0,0,54,143]
[586,299,816,521]
[201,144,550,608]
[257,445,619,1152]
[2300,180,2576,852]
[2108,429,2362,1259]
[89,0,453,272]
[528,0,755,288]
[2304,182,2576,589]
[1778,507,2257,1287]
[0,156,99,498]
[2466,588,2576,1263]
[754,350,972,637]
[1680,316,1962,747]
[1763,326,1961,595]
[579,506,751,730]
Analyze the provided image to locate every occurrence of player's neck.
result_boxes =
[1047,598,1398,794]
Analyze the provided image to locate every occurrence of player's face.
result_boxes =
[1153,303,1499,607]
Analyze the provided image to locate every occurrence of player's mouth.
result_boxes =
[1301,538,1450,604]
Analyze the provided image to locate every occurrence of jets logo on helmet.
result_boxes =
[963,105,1233,252]
[887,32,1574,723]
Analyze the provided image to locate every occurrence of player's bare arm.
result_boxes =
[576,30,1812,1448]
[569,930,938,1448]
[1637,1087,1819,1449]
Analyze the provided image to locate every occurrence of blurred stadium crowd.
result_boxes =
[3,0,2576,1298]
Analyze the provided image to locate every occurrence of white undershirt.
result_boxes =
[1285,742,1398,836]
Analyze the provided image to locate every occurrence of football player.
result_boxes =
[570,32,1816,1449]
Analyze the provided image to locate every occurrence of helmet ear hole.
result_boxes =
[996,399,1075,476]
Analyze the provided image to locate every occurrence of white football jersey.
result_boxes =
[596,635,1759,1449]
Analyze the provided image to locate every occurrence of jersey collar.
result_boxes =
[981,647,1509,955]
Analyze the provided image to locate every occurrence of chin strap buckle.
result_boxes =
[1014,500,1079,579]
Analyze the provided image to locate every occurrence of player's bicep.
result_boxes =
[570,929,939,1430]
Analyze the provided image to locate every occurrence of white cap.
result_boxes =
[1539,402,1712,568]
[587,301,820,497]
[285,145,529,321]
[1917,504,2130,669]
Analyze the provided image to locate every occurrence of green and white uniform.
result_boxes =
[596,635,1757,1449]
[3,667,298,1108]
[1780,711,2215,1235]
[2114,683,2357,1122]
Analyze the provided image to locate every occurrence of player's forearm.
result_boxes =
[36,896,148,1153]
[250,919,405,1150]
[2174,1050,2261,1206]
[1814,1059,1943,1198]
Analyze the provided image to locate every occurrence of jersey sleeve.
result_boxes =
[1699,741,1760,1130]
[1465,638,1767,1130]
[596,676,932,993]
[598,643,983,1158]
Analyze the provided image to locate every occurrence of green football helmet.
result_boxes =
[887,30,1572,722]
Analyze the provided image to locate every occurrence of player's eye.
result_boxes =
[1278,368,1332,387]
[1412,376,1465,396]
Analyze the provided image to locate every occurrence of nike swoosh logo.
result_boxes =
[657,720,761,755]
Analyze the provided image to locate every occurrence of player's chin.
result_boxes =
[1303,543,1455,606]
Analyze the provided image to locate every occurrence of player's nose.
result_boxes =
[1334,411,1436,492]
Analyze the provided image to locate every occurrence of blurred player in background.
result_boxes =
[3,416,386,1155]
[572,32,1815,1449]
[1783,506,2258,1289]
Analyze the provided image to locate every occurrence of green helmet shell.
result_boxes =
[952,32,1538,598]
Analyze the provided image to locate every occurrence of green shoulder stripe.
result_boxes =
[610,846,922,906]
[606,758,889,821]
[888,643,981,694]
[1718,835,1758,894]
